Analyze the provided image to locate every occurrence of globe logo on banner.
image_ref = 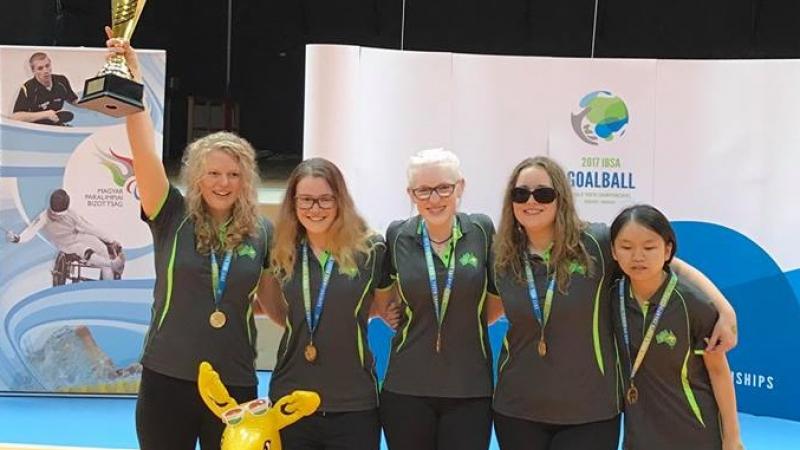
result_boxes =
[571,91,629,146]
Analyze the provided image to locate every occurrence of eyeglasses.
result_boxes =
[409,183,457,201]
[295,195,336,210]
[511,186,557,204]
[221,398,271,425]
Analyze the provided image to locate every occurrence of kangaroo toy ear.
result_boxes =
[197,361,238,419]
[268,390,321,430]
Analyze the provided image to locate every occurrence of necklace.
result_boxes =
[429,234,452,244]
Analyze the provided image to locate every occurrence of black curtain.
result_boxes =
[3,0,800,158]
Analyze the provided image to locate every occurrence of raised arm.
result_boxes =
[106,26,168,218]
[671,258,738,352]
[7,211,48,244]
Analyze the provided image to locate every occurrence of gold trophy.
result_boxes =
[77,0,147,117]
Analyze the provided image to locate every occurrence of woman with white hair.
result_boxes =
[377,148,499,450]
[109,30,273,450]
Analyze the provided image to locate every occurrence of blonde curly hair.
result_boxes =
[181,131,260,254]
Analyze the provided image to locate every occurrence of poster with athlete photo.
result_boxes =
[0,45,165,394]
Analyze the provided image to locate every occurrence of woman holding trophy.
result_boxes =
[108,30,275,450]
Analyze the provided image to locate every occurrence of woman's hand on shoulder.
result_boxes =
[371,286,401,330]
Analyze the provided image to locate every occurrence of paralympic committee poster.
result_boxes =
[0,46,165,394]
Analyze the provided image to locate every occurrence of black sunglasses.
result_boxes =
[511,186,557,204]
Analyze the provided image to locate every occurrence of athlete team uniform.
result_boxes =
[492,223,621,450]
[379,213,496,450]
[137,186,272,450]
[269,235,388,450]
[612,274,722,450]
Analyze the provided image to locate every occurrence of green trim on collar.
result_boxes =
[318,250,331,268]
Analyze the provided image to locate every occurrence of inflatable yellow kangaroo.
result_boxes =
[197,361,320,450]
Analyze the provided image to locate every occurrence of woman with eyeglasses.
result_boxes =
[112,34,272,450]
[378,148,498,450]
[489,156,738,450]
[260,157,393,450]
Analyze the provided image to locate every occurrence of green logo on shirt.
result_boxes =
[340,266,359,279]
[568,260,587,275]
[656,329,678,349]
[459,252,478,268]
[237,244,257,260]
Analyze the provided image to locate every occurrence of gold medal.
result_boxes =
[435,333,442,353]
[304,343,318,363]
[537,337,547,357]
[209,310,227,329]
[626,384,639,405]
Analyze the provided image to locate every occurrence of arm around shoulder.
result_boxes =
[671,258,738,352]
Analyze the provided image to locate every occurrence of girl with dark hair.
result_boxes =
[489,157,738,450]
[260,157,394,450]
[610,204,742,450]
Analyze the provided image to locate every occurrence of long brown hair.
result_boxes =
[181,132,260,254]
[494,156,592,292]
[271,158,372,283]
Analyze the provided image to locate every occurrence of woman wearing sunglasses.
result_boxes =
[261,157,392,450]
[489,156,738,450]
[113,34,272,450]
[378,148,497,450]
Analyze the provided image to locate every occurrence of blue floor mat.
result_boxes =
[0,372,797,449]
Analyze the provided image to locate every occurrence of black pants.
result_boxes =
[279,408,381,450]
[494,411,621,450]
[380,389,492,450]
[136,367,257,450]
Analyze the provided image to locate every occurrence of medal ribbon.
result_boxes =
[302,242,335,339]
[619,271,678,384]
[421,219,458,334]
[523,258,556,331]
[210,249,233,310]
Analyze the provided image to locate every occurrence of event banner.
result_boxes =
[0,46,165,394]
[546,58,656,221]
[303,45,800,421]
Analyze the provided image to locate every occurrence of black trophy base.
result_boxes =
[77,73,144,118]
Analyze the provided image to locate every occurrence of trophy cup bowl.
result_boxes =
[77,0,147,118]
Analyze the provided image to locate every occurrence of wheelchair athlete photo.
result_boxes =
[51,241,125,286]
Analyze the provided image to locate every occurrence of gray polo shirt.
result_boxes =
[612,275,721,450]
[492,222,621,424]
[380,213,497,398]
[269,235,388,412]
[141,186,272,386]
